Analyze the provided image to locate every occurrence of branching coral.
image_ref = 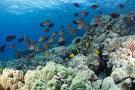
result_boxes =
[126,38,135,58]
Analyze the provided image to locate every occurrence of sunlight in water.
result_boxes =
[0,0,128,14]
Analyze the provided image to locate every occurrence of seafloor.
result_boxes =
[0,14,135,90]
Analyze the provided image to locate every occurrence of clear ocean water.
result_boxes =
[0,0,135,60]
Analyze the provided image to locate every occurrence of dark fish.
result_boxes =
[93,24,99,27]
[85,24,91,32]
[58,41,66,46]
[40,23,45,27]
[58,37,66,46]
[40,20,50,27]
[43,28,49,32]
[18,38,25,42]
[117,4,125,9]
[73,3,80,8]
[90,5,98,9]
[0,44,6,52]
[74,12,79,16]
[110,13,120,18]
[51,32,57,37]
[9,44,15,49]
[48,23,54,28]
[73,20,78,24]
[6,35,16,42]
[81,11,89,16]
[15,51,22,59]
[106,24,113,30]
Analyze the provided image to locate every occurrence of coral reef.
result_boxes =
[1,14,135,90]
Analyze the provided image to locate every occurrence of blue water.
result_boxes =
[0,0,135,60]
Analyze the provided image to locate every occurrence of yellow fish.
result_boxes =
[69,53,75,58]
[95,49,101,56]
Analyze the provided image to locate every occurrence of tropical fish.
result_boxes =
[15,51,22,59]
[48,23,54,28]
[73,20,78,24]
[69,53,75,58]
[51,31,57,37]
[90,4,98,9]
[58,37,65,46]
[59,30,64,36]
[85,24,91,32]
[0,44,6,52]
[76,19,84,29]
[73,3,80,8]
[81,11,89,16]
[43,28,50,33]
[48,37,55,44]
[67,24,78,35]
[43,43,49,49]
[109,13,120,18]
[39,36,49,42]
[40,20,50,27]
[18,37,25,42]
[74,12,79,16]
[95,49,101,56]
[6,35,16,42]
[9,44,15,49]
[28,45,35,51]
[70,28,78,35]
[117,4,125,9]
[93,24,99,28]
[67,24,72,29]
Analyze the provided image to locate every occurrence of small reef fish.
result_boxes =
[58,37,65,46]
[109,13,120,18]
[74,12,79,16]
[70,28,78,35]
[43,43,49,49]
[90,4,98,9]
[117,4,125,9]
[69,53,75,58]
[67,24,78,35]
[48,37,55,44]
[59,30,64,36]
[73,3,80,8]
[0,44,6,52]
[51,32,57,37]
[18,37,25,42]
[15,51,22,59]
[81,11,89,16]
[85,24,91,32]
[9,44,15,49]
[43,28,50,33]
[6,35,16,42]
[40,20,50,27]
[28,45,35,51]
[48,23,54,28]
[73,20,78,24]
[39,36,49,42]
[76,19,84,29]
